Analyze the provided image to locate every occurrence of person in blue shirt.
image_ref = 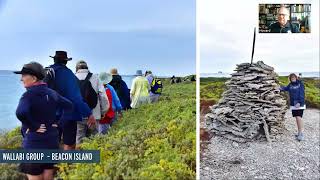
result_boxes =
[280,73,305,141]
[44,51,96,150]
[99,72,122,127]
[14,62,73,180]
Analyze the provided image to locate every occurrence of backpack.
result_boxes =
[151,78,163,94]
[77,73,98,109]
[43,66,61,90]
[100,87,115,124]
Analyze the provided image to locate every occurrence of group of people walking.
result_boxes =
[14,51,162,180]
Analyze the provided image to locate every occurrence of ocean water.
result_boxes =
[201,72,320,78]
[0,70,135,131]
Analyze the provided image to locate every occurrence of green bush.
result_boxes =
[0,127,25,180]
[0,127,22,149]
[58,82,196,179]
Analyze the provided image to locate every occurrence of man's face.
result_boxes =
[277,7,289,26]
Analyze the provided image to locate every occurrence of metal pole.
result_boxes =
[251,27,256,65]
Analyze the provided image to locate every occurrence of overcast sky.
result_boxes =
[200,0,319,74]
[0,0,195,76]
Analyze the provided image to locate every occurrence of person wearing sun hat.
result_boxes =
[98,72,122,133]
[109,68,131,110]
[44,51,96,150]
[130,70,151,108]
[14,61,73,179]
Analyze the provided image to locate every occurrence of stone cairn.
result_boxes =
[205,61,287,142]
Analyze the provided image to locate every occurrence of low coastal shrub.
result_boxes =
[58,82,196,179]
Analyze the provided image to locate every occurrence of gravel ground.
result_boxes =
[201,108,320,180]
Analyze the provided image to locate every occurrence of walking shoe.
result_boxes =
[296,132,304,141]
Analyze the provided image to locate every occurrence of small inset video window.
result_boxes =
[259,4,311,33]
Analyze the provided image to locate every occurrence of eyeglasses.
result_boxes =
[278,13,288,17]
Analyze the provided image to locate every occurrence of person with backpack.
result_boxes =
[43,51,96,150]
[280,73,306,141]
[99,72,122,134]
[130,70,151,108]
[145,70,162,103]
[75,61,109,145]
[14,62,73,180]
[109,68,131,110]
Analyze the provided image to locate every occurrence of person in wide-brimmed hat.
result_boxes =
[43,51,96,151]
[109,68,131,110]
[49,50,72,61]
[14,61,73,180]
[99,72,122,134]
[130,70,151,108]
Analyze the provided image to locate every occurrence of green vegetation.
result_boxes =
[200,77,320,109]
[0,81,196,180]
[0,127,26,180]
[200,77,228,104]
[58,81,196,179]
[0,127,22,149]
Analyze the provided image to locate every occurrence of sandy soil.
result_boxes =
[200,108,320,180]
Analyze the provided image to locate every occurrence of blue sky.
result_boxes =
[0,0,195,76]
[200,0,319,74]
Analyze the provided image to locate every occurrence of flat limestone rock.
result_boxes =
[205,61,287,142]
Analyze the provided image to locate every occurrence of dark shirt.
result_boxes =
[48,63,92,121]
[109,75,131,110]
[269,22,300,33]
[280,80,305,107]
[16,83,73,149]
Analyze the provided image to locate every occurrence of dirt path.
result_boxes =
[200,108,320,180]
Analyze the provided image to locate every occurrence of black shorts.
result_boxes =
[292,109,304,117]
[59,120,77,145]
[19,163,55,175]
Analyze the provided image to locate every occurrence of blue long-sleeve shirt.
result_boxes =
[16,83,73,149]
[49,63,92,121]
[106,84,122,112]
[280,80,305,107]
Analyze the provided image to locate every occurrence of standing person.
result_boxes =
[130,70,151,108]
[14,62,73,180]
[44,51,96,150]
[99,72,122,134]
[109,68,131,110]
[145,70,162,103]
[75,61,109,146]
[280,73,306,141]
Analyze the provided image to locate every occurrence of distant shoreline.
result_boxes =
[200,72,320,78]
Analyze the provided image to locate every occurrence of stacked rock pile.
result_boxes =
[205,61,287,142]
